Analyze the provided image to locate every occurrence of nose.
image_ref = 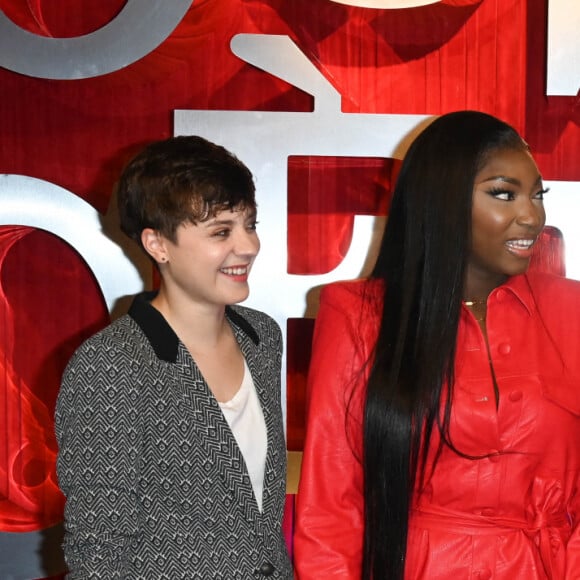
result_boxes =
[516,198,545,231]
[234,228,260,257]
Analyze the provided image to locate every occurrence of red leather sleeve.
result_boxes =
[294,282,376,579]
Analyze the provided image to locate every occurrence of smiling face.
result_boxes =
[465,146,547,299]
[143,205,260,310]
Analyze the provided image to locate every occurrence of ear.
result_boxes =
[141,228,169,264]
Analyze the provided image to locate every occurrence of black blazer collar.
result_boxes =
[128,291,260,363]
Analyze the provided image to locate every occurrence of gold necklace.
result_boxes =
[463,299,487,322]
[463,298,487,307]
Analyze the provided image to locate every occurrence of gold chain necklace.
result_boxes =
[463,299,487,307]
[463,299,487,323]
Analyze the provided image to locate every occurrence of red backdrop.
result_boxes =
[0,0,578,574]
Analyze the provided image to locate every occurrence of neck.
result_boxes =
[463,267,508,303]
[463,298,487,324]
[151,285,228,348]
[463,297,487,306]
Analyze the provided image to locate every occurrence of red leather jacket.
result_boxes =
[295,273,580,579]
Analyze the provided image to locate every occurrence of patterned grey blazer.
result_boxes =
[55,292,293,579]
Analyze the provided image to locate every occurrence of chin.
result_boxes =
[228,290,250,305]
[505,262,531,278]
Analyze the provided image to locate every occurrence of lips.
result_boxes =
[220,265,249,276]
[506,238,535,248]
[505,237,536,257]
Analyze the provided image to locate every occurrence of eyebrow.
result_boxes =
[204,211,257,227]
[205,219,234,227]
[478,174,543,187]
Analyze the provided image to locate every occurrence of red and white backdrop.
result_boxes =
[0,0,578,577]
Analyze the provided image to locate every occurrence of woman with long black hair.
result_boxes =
[294,111,580,579]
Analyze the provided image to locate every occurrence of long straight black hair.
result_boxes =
[362,111,528,579]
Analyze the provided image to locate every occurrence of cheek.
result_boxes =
[470,216,507,263]
[189,246,223,268]
[539,206,547,228]
[471,208,510,240]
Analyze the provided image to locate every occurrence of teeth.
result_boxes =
[221,266,248,275]
[506,239,534,249]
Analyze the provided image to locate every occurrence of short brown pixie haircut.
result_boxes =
[117,135,256,248]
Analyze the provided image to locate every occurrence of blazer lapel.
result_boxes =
[171,341,263,530]
[234,320,286,533]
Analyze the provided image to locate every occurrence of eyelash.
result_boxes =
[537,187,550,199]
[212,221,258,237]
[487,187,550,201]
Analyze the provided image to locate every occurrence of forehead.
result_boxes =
[475,147,539,182]
[204,204,256,222]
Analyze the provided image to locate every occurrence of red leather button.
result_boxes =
[498,343,511,355]
[509,390,523,402]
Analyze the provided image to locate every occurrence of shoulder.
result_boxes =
[319,278,383,314]
[64,314,145,371]
[228,304,282,343]
[525,272,580,305]
[230,304,279,328]
[314,279,382,357]
[526,271,580,292]
[74,314,140,350]
[57,316,145,417]
[518,273,580,336]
